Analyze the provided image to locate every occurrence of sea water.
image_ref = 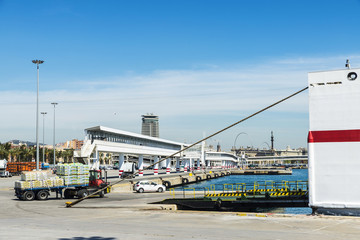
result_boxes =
[175,169,312,214]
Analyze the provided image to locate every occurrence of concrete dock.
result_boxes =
[108,168,292,192]
[1,175,360,239]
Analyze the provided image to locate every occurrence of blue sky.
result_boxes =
[1,0,360,150]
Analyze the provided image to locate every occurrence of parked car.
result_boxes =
[133,180,166,193]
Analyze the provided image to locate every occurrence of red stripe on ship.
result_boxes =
[308,129,360,143]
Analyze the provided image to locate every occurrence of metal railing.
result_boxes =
[169,180,308,198]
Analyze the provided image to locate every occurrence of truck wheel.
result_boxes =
[36,190,49,200]
[99,190,105,198]
[64,189,74,199]
[23,191,35,201]
[77,189,89,198]
[163,181,171,188]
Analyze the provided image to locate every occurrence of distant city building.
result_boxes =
[231,146,307,158]
[141,114,159,138]
[216,142,221,152]
[7,140,36,147]
[60,139,84,150]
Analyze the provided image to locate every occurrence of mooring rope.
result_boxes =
[66,86,308,207]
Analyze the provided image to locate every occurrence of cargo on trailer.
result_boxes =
[14,163,110,201]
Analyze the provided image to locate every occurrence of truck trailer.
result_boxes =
[15,168,110,201]
[0,159,10,177]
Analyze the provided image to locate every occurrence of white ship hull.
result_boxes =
[308,68,360,215]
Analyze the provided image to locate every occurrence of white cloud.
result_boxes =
[1,55,356,149]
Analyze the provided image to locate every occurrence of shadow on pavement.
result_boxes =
[59,237,116,240]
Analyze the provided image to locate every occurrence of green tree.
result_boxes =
[63,149,74,163]
[45,148,52,163]
[0,144,7,159]
[9,147,20,162]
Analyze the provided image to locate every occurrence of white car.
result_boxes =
[133,181,166,193]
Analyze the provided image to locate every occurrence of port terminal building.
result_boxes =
[74,126,239,176]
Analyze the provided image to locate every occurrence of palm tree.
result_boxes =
[63,149,74,163]
[105,153,112,165]
[0,144,7,159]
[9,148,20,162]
[0,143,12,160]
[45,148,52,163]
[19,145,28,162]
[30,147,37,161]
[56,149,62,164]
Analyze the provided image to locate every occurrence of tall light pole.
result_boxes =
[32,59,44,171]
[51,102,58,166]
[41,112,47,164]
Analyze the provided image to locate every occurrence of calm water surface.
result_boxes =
[175,169,311,214]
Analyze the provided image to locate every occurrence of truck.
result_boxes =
[0,159,10,177]
[6,161,40,175]
[14,169,110,201]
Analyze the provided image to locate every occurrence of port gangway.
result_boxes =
[158,181,309,211]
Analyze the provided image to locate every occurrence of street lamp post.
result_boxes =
[32,59,44,171]
[51,102,58,166]
[41,112,47,164]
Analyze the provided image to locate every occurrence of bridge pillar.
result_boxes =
[138,154,144,177]
[176,158,180,172]
[154,156,159,175]
[92,150,100,170]
[159,156,166,169]
[184,159,188,172]
[166,158,171,174]
[206,160,210,168]
[189,158,193,172]
[118,153,124,178]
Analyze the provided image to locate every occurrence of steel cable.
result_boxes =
[66,86,308,207]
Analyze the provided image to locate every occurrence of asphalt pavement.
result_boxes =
[1,175,360,240]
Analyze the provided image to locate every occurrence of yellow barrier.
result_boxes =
[169,188,175,198]
[236,183,246,192]
[210,184,216,194]
[265,180,274,190]
[224,184,233,192]
[205,193,247,197]
[184,188,196,198]
[253,181,259,196]
[270,191,306,196]
[204,187,210,195]
[281,180,288,189]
